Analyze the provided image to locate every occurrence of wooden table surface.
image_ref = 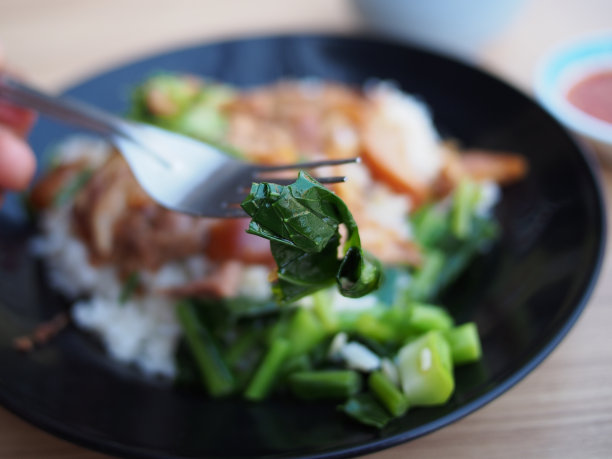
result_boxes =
[1,0,611,457]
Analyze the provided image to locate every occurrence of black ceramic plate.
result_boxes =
[0,35,605,458]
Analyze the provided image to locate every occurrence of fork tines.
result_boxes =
[257,175,347,186]
[254,156,360,173]
[223,157,360,218]
[223,172,347,218]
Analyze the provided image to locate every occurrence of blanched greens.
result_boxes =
[171,173,494,430]
[407,182,499,303]
[170,165,496,431]
[129,73,242,157]
[241,171,383,303]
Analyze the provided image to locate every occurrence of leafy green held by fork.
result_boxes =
[241,171,383,303]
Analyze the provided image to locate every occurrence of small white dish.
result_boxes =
[534,33,612,162]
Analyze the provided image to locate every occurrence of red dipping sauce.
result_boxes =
[567,70,612,124]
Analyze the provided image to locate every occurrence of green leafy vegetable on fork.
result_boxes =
[241,170,383,303]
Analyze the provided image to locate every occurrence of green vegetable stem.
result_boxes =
[408,303,454,332]
[368,371,409,417]
[245,338,291,401]
[340,393,395,429]
[444,322,482,365]
[176,301,235,397]
[288,370,362,400]
[286,308,327,357]
[451,179,481,239]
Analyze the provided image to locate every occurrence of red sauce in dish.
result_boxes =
[567,70,612,124]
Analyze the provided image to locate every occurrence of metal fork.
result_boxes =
[0,73,358,217]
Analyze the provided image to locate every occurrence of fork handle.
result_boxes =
[0,72,127,137]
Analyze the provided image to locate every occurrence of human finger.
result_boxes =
[0,97,37,138]
[0,125,36,190]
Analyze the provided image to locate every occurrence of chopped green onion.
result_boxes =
[368,371,409,417]
[380,357,400,387]
[245,338,291,401]
[396,331,454,406]
[176,301,235,397]
[445,322,482,365]
[408,303,454,332]
[355,312,397,343]
[288,370,362,400]
[382,305,414,342]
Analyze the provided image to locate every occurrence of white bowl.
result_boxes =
[353,0,525,62]
[534,33,612,163]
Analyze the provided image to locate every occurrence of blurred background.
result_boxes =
[1,0,610,92]
[0,0,611,458]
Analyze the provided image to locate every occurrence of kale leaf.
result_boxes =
[241,171,382,303]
